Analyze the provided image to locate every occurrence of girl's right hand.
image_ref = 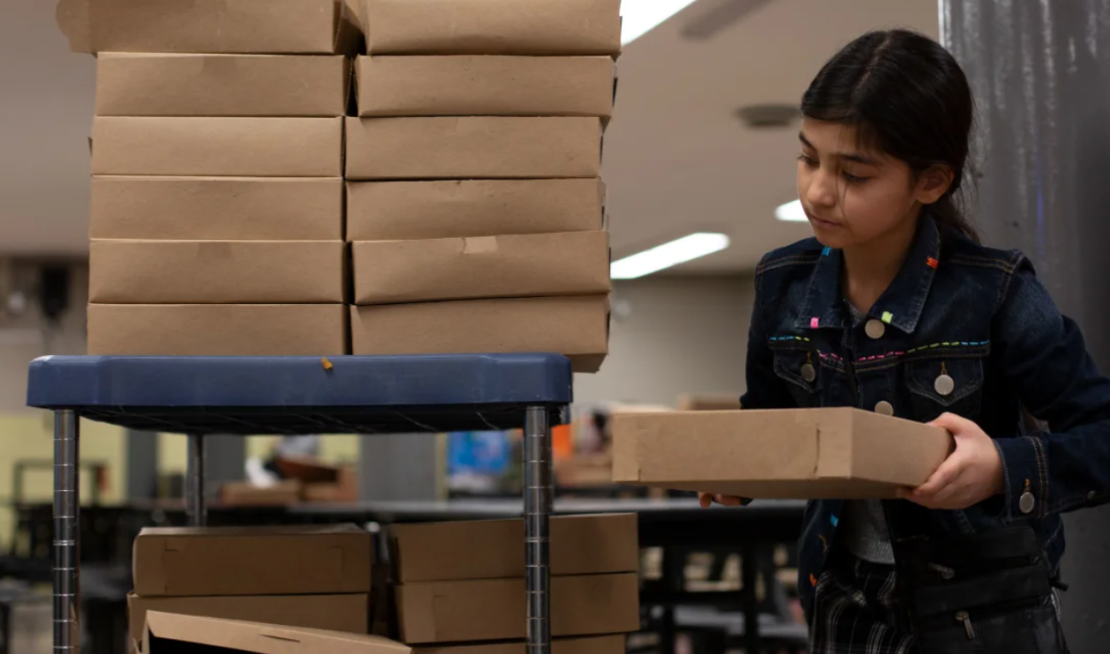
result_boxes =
[698,492,746,508]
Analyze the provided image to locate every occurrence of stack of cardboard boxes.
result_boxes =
[345,0,621,372]
[388,514,640,653]
[126,525,373,653]
[79,0,357,355]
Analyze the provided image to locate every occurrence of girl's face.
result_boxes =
[796,118,950,250]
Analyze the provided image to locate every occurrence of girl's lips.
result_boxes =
[808,215,843,229]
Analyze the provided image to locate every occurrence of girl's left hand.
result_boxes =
[897,412,1005,510]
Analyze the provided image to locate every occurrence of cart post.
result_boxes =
[524,406,553,653]
[53,409,80,653]
[187,434,207,526]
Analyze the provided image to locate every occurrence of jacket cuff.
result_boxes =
[993,436,1048,519]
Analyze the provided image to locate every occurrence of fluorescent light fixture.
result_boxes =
[611,233,730,279]
[775,199,807,222]
[621,0,700,45]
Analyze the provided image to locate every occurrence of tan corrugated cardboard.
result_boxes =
[143,612,408,654]
[356,56,614,117]
[133,525,371,597]
[91,177,343,241]
[390,514,637,583]
[413,637,625,654]
[220,481,303,506]
[352,232,610,305]
[87,304,348,356]
[89,240,345,303]
[396,573,639,644]
[96,54,349,117]
[346,179,604,241]
[57,0,360,54]
[612,408,954,499]
[128,593,369,649]
[91,117,343,177]
[350,295,609,373]
[345,117,602,180]
[364,0,621,55]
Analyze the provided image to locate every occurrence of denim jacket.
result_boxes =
[740,215,1110,619]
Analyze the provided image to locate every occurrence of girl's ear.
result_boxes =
[915,165,955,205]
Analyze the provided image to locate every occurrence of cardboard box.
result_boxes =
[396,573,639,644]
[87,304,348,356]
[346,179,604,241]
[352,232,610,305]
[128,593,369,649]
[90,177,343,241]
[413,636,625,654]
[96,54,349,117]
[133,525,371,597]
[356,56,614,117]
[612,408,954,499]
[364,0,621,55]
[220,480,303,506]
[89,240,345,304]
[390,514,638,583]
[57,0,360,54]
[142,613,408,654]
[350,295,609,373]
[345,117,602,180]
[92,117,343,177]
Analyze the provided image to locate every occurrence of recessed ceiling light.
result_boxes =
[611,233,730,280]
[622,0,701,45]
[775,199,807,222]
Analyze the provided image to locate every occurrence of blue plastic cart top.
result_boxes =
[26,354,573,435]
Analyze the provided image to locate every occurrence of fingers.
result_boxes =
[716,495,743,507]
[698,493,744,508]
[914,454,962,497]
[929,412,974,435]
[698,492,712,508]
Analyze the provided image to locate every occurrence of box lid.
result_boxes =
[143,612,409,654]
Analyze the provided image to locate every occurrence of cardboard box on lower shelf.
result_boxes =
[132,525,372,597]
[612,408,953,499]
[346,179,604,241]
[87,304,348,356]
[350,295,609,373]
[390,514,638,583]
[128,593,369,650]
[395,573,640,644]
[220,480,303,506]
[352,232,610,305]
[412,636,625,654]
[142,613,408,654]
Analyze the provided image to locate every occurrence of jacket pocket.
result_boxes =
[772,349,822,407]
[906,357,985,421]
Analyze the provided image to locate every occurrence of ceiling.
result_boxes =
[0,0,938,273]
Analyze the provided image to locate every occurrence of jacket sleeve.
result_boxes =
[740,269,797,410]
[991,258,1110,519]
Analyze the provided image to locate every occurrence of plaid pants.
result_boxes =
[809,550,917,654]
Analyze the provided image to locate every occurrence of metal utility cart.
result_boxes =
[26,353,572,654]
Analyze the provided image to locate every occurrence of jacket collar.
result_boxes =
[794,215,941,334]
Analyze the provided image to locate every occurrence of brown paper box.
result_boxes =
[92,117,343,177]
[91,177,343,241]
[346,179,604,241]
[89,240,345,304]
[390,514,638,583]
[352,232,610,305]
[356,56,614,117]
[345,117,602,180]
[364,0,621,55]
[413,636,625,654]
[220,480,304,506]
[128,593,369,649]
[351,295,609,373]
[133,525,371,597]
[87,304,348,356]
[396,573,639,644]
[143,613,408,654]
[96,54,349,117]
[612,408,953,499]
[57,0,360,54]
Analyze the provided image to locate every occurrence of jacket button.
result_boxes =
[874,401,895,416]
[865,319,886,339]
[1020,491,1036,514]
[801,363,817,383]
[934,374,955,396]
[1088,491,1099,502]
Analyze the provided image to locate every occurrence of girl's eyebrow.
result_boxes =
[798,131,881,167]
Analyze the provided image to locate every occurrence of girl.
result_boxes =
[702,29,1110,653]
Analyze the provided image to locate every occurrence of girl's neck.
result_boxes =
[841,210,921,313]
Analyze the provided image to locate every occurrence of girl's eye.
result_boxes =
[842,172,869,184]
[798,153,818,166]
